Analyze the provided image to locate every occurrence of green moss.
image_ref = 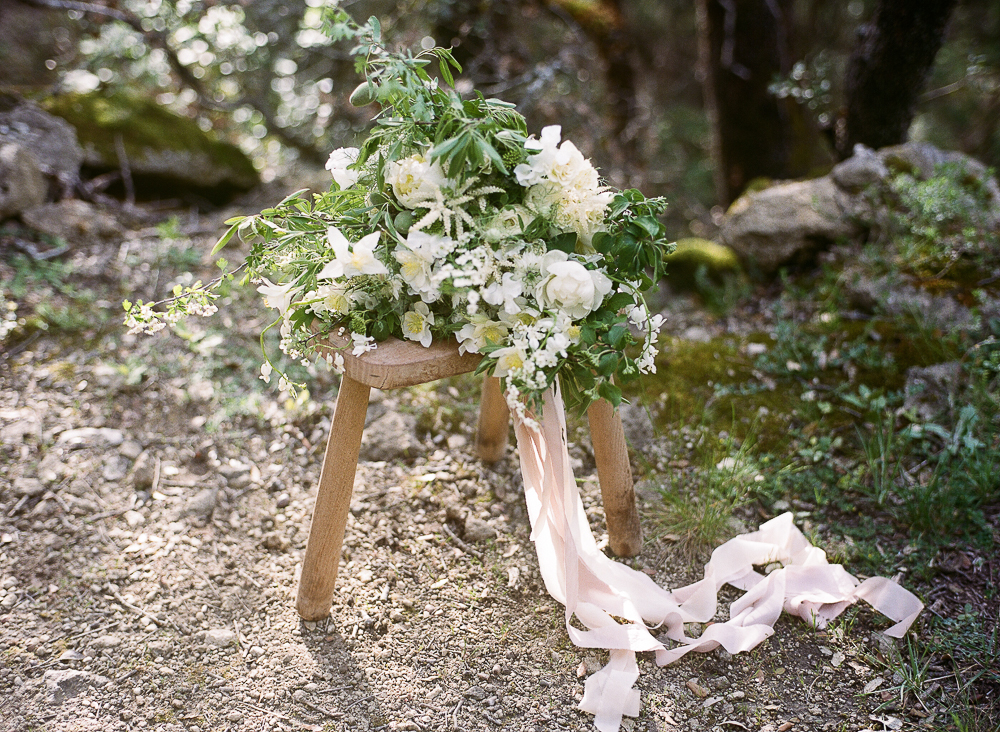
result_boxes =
[42,90,257,193]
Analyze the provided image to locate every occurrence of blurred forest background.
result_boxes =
[3,0,998,236]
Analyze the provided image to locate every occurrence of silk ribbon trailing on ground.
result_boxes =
[511,386,924,732]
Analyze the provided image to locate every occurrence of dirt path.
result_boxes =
[0,202,936,732]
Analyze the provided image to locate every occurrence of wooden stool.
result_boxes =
[296,334,643,620]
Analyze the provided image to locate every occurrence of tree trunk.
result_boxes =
[696,0,797,206]
[839,0,958,158]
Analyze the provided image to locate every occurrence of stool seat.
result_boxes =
[316,332,482,389]
[296,333,643,621]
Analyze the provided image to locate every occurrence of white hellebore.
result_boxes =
[456,314,509,354]
[402,301,435,348]
[318,227,388,280]
[386,154,449,209]
[325,147,360,189]
[257,278,296,317]
[535,251,612,320]
[491,344,527,378]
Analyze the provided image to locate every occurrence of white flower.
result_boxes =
[351,332,376,356]
[394,231,455,299]
[515,125,602,192]
[394,247,433,293]
[481,272,524,315]
[257,278,296,316]
[402,301,435,348]
[318,227,388,279]
[386,154,449,209]
[535,252,612,319]
[259,362,272,383]
[492,344,528,377]
[325,147,360,189]
[628,304,648,327]
[456,314,509,354]
[514,125,563,186]
[309,283,353,316]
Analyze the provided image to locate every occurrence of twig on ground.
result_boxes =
[236,699,321,730]
[442,523,483,559]
[345,694,375,710]
[105,584,187,635]
[296,696,344,719]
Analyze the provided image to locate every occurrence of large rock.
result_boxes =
[721,176,861,274]
[841,267,974,331]
[43,91,258,203]
[0,143,45,220]
[0,94,83,193]
[721,141,1000,275]
[22,199,122,243]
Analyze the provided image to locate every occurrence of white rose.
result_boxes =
[535,257,612,319]
[325,147,360,189]
[385,155,448,209]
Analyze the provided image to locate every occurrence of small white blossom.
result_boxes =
[351,332,376,356]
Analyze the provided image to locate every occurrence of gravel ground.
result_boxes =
[0,198,938,732]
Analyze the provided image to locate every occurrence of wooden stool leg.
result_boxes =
[587,398,643,557]
[476,376,510,463]
[296,375,371,620]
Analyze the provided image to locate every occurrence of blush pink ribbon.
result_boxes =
[511,386,923,732]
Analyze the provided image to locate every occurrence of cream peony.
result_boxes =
[535,252,612,319]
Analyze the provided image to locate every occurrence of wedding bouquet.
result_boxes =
[124,11,673,420]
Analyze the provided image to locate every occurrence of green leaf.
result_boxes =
[476,134,508,174]
[122,300,132,311]
[211,221,240,255]
[580,325,597,345]
[548,232,578,254]
[634,215,663,239]
[606,292,634,311]
[608,324,629,349]
[598,381,623,408]
[369,16,381,42]
[598,352,619,377]
[438,57,454,87]
[371,317,391,340]
[592,231,612,254]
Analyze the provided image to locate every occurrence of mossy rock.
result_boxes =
[664,238,741,286]
[42,90,258,203]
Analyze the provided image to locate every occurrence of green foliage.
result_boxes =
[881,162,1000,280]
